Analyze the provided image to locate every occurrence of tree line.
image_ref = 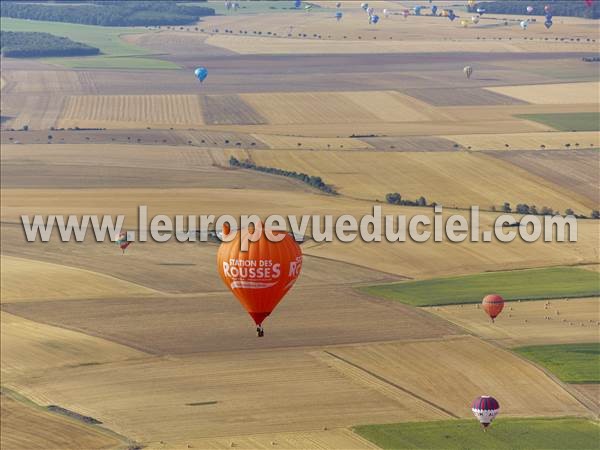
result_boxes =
[1,1,215,27]
[498,202,599,219]
[0,31,99,58]
[385,193,433,208]
[472,1,599,19]
[229,156,338,195]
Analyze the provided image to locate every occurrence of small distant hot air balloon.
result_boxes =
[370,14,379,24]
[472,396,500,430]
[217,224,303,337]
[520,20,529,29]
[361,2,368,11]
[383,8,390,18]
[194,67,208,83]
[544,4,551,13]
[402,9,410,18]
[294,0,301,8]
[482,294,504,321]
[448,10,456,21]
[544,20,553,29]
[414,5,423,16]
[476,7,485,15]
[464,65,473,79]
[336,1,342,7]
[461,19,469,27]
[526,5,534,13]
[304,4,312,11]
[545,13,553,21]
[431,5,438,15]
[116,231,131,254]
[336,11,343,21]
[585,0,594,7]
[472,15,480,24]
[468,0,475,7]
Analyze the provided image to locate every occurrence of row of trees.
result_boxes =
[497,202,598,219]
[1,1,214,27]
[229,156,337,195]
[385,193,432,207]
[0,31,99,57]
[472,1,599,19]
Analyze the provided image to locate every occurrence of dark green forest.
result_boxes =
[0,31,100,57]
[0,1,215,27]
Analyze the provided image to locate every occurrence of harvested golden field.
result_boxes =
[0,70,90,95]
[1,312,146,381]
[446,131,600,151]
[2,284,458,354]
[489,150,600,205]
[0,393,125,450]
[150,429,379,450]
[57,94,204,129]
[425,298,600,347]
[3,350,445,443]
[485,82,600,105]
[321,336,589,419]
[302,219,599,279]
[239,91,435,125]
[2,187,598,280]
[241,149,594,211]
[0,144,300,190]
[0,256,157,303]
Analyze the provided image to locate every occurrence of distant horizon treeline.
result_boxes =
[473,1,599,19]
[0,1,215,27]
[0,30,100,57]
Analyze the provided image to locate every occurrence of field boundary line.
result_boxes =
[322,350,459,419]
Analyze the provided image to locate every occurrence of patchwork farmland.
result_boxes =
[1,1,598,449]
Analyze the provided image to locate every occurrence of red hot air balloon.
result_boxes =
[471,396,500,430]
[116,231,131,254]
[217,224,303,337]
[482,294,504,322]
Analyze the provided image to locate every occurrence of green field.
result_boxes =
[360,267,600,307]
[516,113,600,132]
[353,418,600,450]
[515,343,600,383]
[184,1,320,15]
[0,17,178,69]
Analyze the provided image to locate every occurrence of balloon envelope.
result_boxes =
[520,20,528,29]
[482,294,504,320]
[472,396,500,428]
[336,11,343,20]
[464,65,473,78]
[194,67,208,82]
[217,226,303,327]
[526,5,534,13]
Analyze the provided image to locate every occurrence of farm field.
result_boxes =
[514,343,600,383]
[486,82,600,105]
[320,336,587,419]
[0,18,177,69]
[426,298,600,347]
[489,150,600,205]
[354,418,600,450]
[360,268,600,307]
[1,2,599,449]
[1,392,127,450]
[0,256,157,303]
[516,112,600,132]
[239,149,596,211]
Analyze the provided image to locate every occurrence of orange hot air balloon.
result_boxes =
[217,224,302,337]
[482,294,504,322]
